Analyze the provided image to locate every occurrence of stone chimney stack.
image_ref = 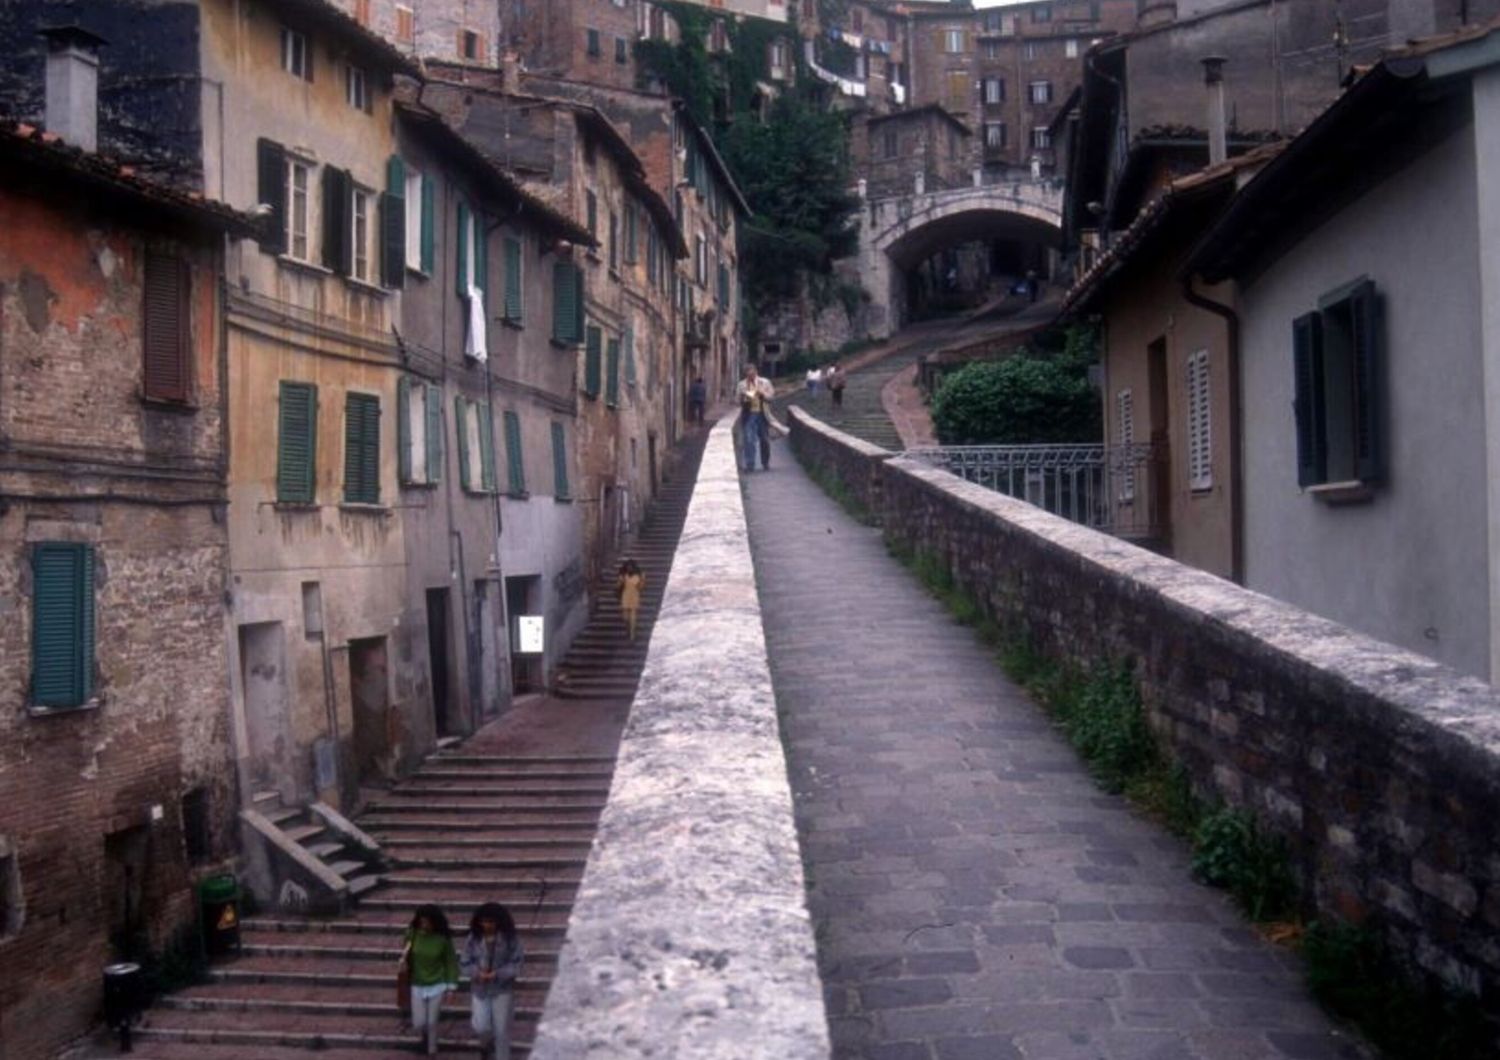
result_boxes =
[41,25,107,153]
[501,50,522,94]
[1202,56,1228,166]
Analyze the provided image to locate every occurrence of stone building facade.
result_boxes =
[0,117,248,1059]
[851,104,972,199]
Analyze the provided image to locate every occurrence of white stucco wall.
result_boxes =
[1472,67,1500,683]
[1238,119,1491,679]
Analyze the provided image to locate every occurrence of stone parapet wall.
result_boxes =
[531,419,831,1059]
[789,409,1500,1012]
[787,405,892,515]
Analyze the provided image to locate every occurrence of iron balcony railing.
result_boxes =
[904,443,1165,539]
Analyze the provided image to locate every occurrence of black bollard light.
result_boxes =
[102,962,143,1052]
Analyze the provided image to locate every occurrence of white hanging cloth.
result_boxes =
[465,283,488,361]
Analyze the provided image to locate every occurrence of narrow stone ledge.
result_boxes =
[530,420,831,1060]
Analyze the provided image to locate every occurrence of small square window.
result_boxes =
[461,29,485,62]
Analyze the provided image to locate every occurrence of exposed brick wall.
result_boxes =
[790,409,1500,1016]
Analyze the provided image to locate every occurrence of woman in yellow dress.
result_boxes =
[616,559,646,642]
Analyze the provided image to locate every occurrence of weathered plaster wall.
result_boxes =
[531,420,830,1060]
[1237,120,1489,680]
[792,407,1500,1020]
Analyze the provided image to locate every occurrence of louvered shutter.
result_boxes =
[1349,280,1383,483]
[504,411,525,495]
[277,381,318,503]
[1292,312,1327,488]
[572,267,586,343]
[504,237,523,322]
[323,168,353,276]
[456,202,470,297]
[1116,389,1135,502]
[426,384,444,484]
[1187,351,1213,491]
[553,263,579,344]
[478,403,498,493]
[551,422,570,500]
[31,542,94,708]
[143,252,190,402]
[624,325,637,387]
[420,175,436,274]
[584,327,602,397]
[606,337,621,407]
[256,139,287,254]
[344,392,381,504]
[474,212,489,300]
[455,396,473,491]
[382,156,406,289]
[397,376,413,484]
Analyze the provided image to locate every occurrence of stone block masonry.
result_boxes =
[529,419,831,1059]
[789,409,1500,1023]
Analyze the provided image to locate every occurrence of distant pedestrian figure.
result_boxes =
[401,905,459,1056]
[689,376,706,424]
[616,559,646,641]
[1026,269,1040,304]
[462,902,525,1060]
[737,364,773,472]
[806,366,822,395]
[827,363,847,409]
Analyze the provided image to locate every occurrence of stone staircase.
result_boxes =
[777,347,930,452]
[552,426,711,701]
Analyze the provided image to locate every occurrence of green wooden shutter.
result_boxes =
[584,327,602,397]
[383,156,406,289]
[456,202,470,297]
[426,383,444,484]
[256,139,287,254]
[504,237,523,322]
[475,212,489,300]
[1349,280,1383,484]
[420,175,435,274]
[624,325,637,387]
[478,402,498,493]
[31,542,94,708]
[455,396,472,491]
[277,381,318,503]
[504,410,525,496]
[553,262,580,344]
[397,376,413,484]
[572,266,586,343]
[551,421,570,500]
[605,337,621,408]
[343,392,380,504]
[1292,312,1327,488]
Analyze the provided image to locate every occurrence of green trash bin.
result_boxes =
[198,874,241,957]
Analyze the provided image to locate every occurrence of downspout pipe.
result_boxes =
[1181,274,1244,586]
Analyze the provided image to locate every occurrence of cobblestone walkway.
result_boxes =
[743,435,1370,1060]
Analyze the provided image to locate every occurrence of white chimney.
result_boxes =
[1202,56,1228,166]
[41,25,107,153]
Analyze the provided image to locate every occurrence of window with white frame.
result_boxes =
[1029,80,1053,104]
[351,185,374,283]
[1000,14,1016,34]
[984,40,1000,59]
[1066,38,1080,59]
[1187,350,1213,491]
[1116,388,1135,502]
[695,234,707,285]
[984,77,1004,105]
[1031,126,1051,150]
[984,122,1006,149]
[1023,41,1038,61]
[399,378,443,487]
[345,65,370,112]
[286,158,311,261]
[281,27,312,80]
[944,28,965,53]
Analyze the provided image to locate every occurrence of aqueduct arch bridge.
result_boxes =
[857,177,1064,338]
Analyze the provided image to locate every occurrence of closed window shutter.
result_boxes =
[1116,389,1135,502]
[143,252,190,402]
[606,337,621,407]
[455,396,472,491]
[344,392,381,504]
[1187,351,1213,491]
[1292,312,1327,488]
[382,156,406,289]
[420,175,436,274]
[584,327,602,397]
[1349,280,1383,483]
[551,422,570,499]
[504,237,523,322]
[624,325,636,387]
[478,402,497,493]
[504,411,525,495]
[474,212,489,299]
[323,167,353,276]
[397,376,413,484]
[553,263,579,344]
[277,381,318,503]
[572,266,585,342]
[31,542,94,708]
[256,139,287,254]
[456,202,470,297]
[426,383,444,484]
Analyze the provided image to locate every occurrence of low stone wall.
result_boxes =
[530,420,830,1059]
[789,409,1500,1012]
[787,405,892,513]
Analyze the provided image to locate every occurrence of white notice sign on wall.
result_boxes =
[517,615,545,655]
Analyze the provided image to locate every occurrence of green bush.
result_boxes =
[931,353,1101,445]
[1053,665,1156,794]
[1191,808,1297,921]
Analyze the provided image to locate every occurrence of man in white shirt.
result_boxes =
[738,364,775,472]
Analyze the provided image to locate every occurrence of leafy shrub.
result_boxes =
[931,354,1101,445]
[1051,665,1155,793]
[1191,808,1297,921]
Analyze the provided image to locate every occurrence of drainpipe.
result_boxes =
[1181,275,1244,585]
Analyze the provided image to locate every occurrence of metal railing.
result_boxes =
[904,443,1164,539]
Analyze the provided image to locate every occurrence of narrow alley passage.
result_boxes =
[743,433,1369,1060]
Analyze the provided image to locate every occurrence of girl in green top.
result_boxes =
[401,904,459,1055]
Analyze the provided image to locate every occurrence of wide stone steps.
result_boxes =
[102,1043,525,1060]
[205,951,559,983]
[158,984,545,1021]
[132,1011,533,1056]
